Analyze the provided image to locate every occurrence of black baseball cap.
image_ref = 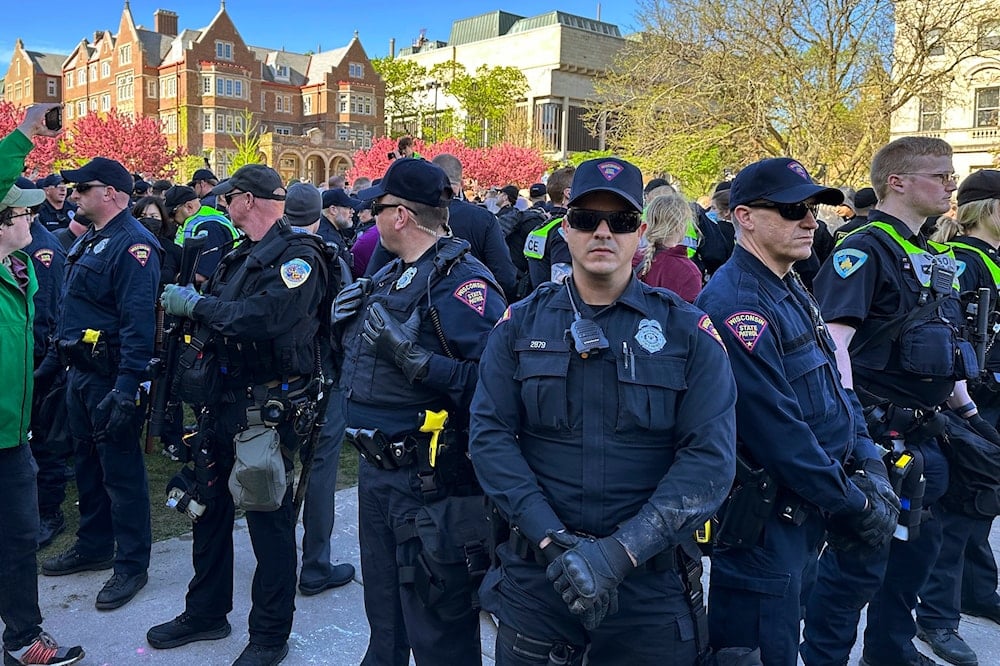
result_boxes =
[854,187,877,209]
[187,168,218,186]
[163,186,199,216]
[322,187,365,211]
[210,165,286,201]
[529,183,546,198]
[356,158,453,208]
[61,157,134,194]
[567,157,644,212]
[957,170,1000,206]
[730,158,842,208]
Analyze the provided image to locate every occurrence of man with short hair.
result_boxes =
[164,185,240,285]
[188,168,219,209]
[525,166,575,289]
[39,157,161,613]
[472,157,735,665]
[495,185,521,236]
[320,187,361,249]
[151,165,330,665]
[528,182,549,213]
[151,180,172,199]
[35,174,77,232]
[335,157,507,664]
[350,176,372,196]
[327,174,346,191]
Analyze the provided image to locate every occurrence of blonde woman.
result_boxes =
[638,193,703,302]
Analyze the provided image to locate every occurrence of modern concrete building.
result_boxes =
[397,10,626,159]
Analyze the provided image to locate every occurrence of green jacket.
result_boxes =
[0,129,33,198]
[0,252,37,447]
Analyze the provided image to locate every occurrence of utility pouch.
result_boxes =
[716,455,777,549]
[898,319,959,379]
[59,338,114,376]
[176,349,224,404]
[396,495,490,622]
[228,424,288,512]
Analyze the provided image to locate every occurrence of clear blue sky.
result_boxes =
[2,1,639,64]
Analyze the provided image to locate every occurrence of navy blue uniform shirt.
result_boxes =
[25,220,66,364]
[696,246,877,516]
[470,277,736,564]
[55,209,161,396]
[952,236,1000,373]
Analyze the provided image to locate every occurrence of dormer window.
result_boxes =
[275,64,289,80]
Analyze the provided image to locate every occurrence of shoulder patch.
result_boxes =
[725,311,769,353]
[495,306,512,327]
[955,259,967,278]
[698,314,725,349]
[454,279,488,316]
[32,248,54,269]
[128,243,152,267]
[832,248,868,278]
[280,258,312,289]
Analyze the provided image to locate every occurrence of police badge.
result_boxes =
[635,319,666,353]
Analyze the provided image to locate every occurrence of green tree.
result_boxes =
[231,110,264,171]
[432,63,528,147]
[372,56,428,135]
[594,0,995,187]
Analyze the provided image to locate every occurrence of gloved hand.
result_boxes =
[331,277,372,325]
[545,530,635,630]
[966,413,1000,446]
[844,467,900,549]
[361,302,431,383]
[160,284,202,318]
[95,389,137,441]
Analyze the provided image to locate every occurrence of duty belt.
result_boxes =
[507,528,679,572]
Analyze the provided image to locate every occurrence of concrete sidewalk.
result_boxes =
[34,486,1000,665]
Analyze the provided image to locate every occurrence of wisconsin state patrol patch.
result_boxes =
[698,314,725,349]
[832,248,868,278]
[635,319,666,353]
[725,311,769,353]
[33,248,54,268]
[280,258,312,289]
[454,279,488,315]
[495,306,511,327]
[128,243,151,267]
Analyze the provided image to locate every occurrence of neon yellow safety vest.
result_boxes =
[838,220,959,291]
[949,240,1000,289]
[683,221,699,259]
[174,206,241,247]
[524,217,563,260]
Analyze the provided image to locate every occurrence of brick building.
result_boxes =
[42,2,384,183]
[2,39,64,107]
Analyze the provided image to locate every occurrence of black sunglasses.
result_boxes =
[223,190,248,206]
[371,201,420,217]
[74,182,105,194]
[746,200,818,221]
[565,208,642,234]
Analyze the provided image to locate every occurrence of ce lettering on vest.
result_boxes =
[725,311,769,353]
[453,279,488,316]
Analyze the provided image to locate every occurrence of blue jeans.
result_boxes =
[0,443,44,650]
[299,387,346,588]
[65,368,151,574]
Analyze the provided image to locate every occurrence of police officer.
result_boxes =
[335,157,506,664]
[164,184,240,285]
[39,158,161,613]
[912,170,1000,666]
[524,166,574,288]
[695,158,898,666]
[470,157,737,665]
[149,165,329,666]
[812,137,987,666]
[35,174,77,232]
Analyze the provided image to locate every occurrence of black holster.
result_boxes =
[715,454,778,549]
[58,337,117,376]
[345,427,416,470]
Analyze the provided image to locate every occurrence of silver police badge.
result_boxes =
[395,266,417,290]
[635,319,666,353]
[93,239,109,254]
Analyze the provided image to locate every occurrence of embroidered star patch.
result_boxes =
[725,311,769,353]
[832,248,868,278]
[454,279,488,315]
[128,243,151,267]
[33,248,54,269]
[280,258,312,289]
[698,314,725,349]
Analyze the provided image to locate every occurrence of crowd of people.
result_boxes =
[1,109,999,666]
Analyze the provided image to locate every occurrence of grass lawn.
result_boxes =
[39,433,360,561]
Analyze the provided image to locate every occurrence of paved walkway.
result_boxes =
[35,487,1000,665]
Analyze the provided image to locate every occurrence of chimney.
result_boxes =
[154,9,178,37]
[389,38,395,58]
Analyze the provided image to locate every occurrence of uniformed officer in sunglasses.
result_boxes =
[471,157,737,665]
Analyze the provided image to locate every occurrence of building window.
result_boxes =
[275,65,289,80]
[12,83,21,100]
[148,80,158,98]
[204,113,213,132]
[337,126,348,140]
[47,78,57,97]
[117,73,134,101]
[977,87,1000,127]
[100,94,111,112]
[225,115,234,133]
[216,78,224,96]
[77,69,86,85]
[90,98,98,112]
[275,126,292,135]
[165,77,177,98]
[66,73,73,89]
[339,93,347,113]
[261,92,266,111]
[164,113,177,135]
[348,62,363,78]
[276,95,283,112]
[215,41,233,60]
[66,104,74,119]
[225,79,233,97]
[303,96,312,114]
[364,98,372,115]
[89,64,97,81]
[202,76,211,94]
[234,80,243,98]
[235,115,243,134]
[119,44,131,65]
[217,113,224,129]
[77,100,86,116]
[101,61,110,78]
[919,96,941,131]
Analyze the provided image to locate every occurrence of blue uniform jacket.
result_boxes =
[25,220,66,364]
[470,277,736,564]
[54,209,161,396]
[697,246,878,516]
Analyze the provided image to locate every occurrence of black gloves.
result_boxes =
[966,413,1000,446]
[331,278,371,325]
[829,460,900,554]
[545,530,635,630]
[362,302,431,384]
[95,389,137,441]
